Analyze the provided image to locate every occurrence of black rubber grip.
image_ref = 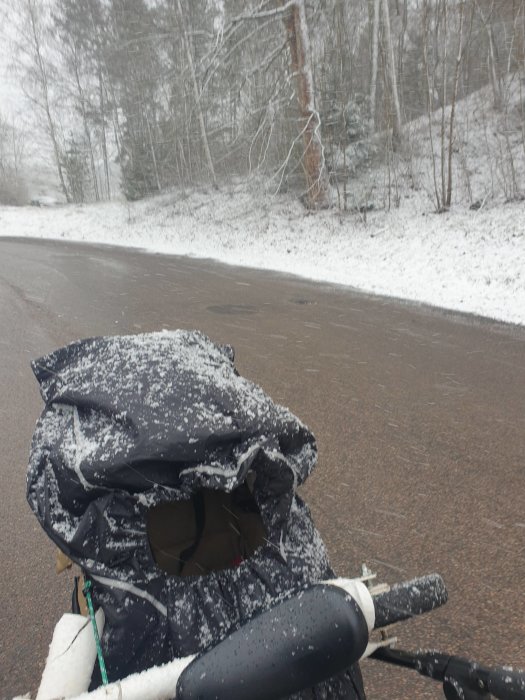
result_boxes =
[488,666,525,700]
[373,573,447,628]
[176,584,369,700]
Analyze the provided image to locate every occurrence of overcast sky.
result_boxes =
[0,5,24,120]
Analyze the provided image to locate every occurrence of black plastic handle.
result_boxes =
[488,666,525,700]
[373,573,448,628]
[371,649,525,700]
[176,574,448,699]
[176,584,369,700]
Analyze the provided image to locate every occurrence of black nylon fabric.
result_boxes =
[27,330,365,698]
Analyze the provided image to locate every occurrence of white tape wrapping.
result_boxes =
[324,578,376,634]
[36,610,104,699]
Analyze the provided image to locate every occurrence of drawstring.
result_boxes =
[82,578,109,685]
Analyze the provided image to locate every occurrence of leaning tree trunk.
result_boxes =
[487,23,503,110]
[282,0,330,209]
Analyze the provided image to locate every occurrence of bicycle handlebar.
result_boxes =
[176,575,448,699]
[53,572,523,700]
[488,666,525,700]
[372,648,525,700]
[176,582,370,700]
[371,573,448,628]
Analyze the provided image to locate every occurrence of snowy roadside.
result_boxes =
[0,187,524,327]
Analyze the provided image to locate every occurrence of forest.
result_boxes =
[1,0,525,212]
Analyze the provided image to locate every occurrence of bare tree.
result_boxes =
[396,0,409,117]
[422,0,444,210]
[5,0,522,209]
[369,0,381,131]
[20,0,70,202]
[68,43,100,200]
[281,0,330,208]
[381,0,403,143]
[86,0,112,200]
[473,0,503,109]
[446,0,466,207]
[0,115,27,205]
[175,0,217,187]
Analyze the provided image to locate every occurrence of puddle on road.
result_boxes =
[289,298,314,305]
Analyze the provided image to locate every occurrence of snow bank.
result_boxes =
[0,186,523,326]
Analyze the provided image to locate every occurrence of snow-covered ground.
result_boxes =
[0,184,524,326]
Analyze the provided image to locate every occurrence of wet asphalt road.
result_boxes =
[0,237,524,700]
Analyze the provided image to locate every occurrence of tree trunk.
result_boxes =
[282,0,330,209]
[145,112,162,192]
[440,0,448,208]
[370,0,381,131]
[446,0,466,208]
[98,69,111,199]
[72,55,99,201]
[473,0,503,110]
[381,0,403,144]
[397,0,408,118]
[487,23,503,110]
[422,0,442,211]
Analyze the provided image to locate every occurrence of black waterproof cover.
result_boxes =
[27,330,364,698]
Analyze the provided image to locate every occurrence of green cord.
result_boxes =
[82,579,109,686]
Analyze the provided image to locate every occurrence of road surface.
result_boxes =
[1,237,524,699]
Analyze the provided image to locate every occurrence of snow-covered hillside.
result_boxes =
[334,74,525,212]
[1,183,524,327]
